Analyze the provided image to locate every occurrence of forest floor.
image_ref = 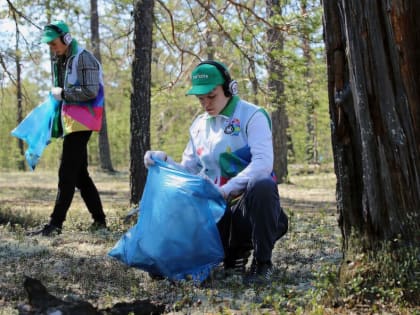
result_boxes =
[0,165,418,314]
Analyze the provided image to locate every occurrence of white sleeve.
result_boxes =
[221,111,274,196]
[179,138,202,174]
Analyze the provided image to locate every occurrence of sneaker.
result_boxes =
[243,258,274,285]
[30,223,62,237]
[223,250,251,274]
[89,221,107,232]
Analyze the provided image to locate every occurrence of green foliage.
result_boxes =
[304,242,420,313]
[339,239,420,309]
[308,263,341,311]
[1,0,332,171]
[280,1,331,164]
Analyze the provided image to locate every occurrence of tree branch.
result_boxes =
[155,0,202,60]
[6,0,42,30]
[194,0,256,65]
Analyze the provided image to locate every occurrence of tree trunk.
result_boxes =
[250,60,259,105]
[322,0,420,252]
[130,0,154,205]
[267,0,288,183]
[301,1,318,164]
[90,0,114,172]
[12,11,25,170]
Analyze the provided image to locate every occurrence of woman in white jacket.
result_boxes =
[144,60,288,285]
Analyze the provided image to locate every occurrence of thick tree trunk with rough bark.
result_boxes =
[130,0,154,205]
[322,0,420,251]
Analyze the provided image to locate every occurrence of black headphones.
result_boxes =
[45,24,73,46]
[198,60,238,97]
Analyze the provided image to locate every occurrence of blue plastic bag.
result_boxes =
[11,94,59,170]
[109,159,226,283]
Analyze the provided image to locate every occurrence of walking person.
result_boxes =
[34,21,106,236]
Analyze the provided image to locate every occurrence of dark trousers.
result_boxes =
[217,177,288,263]
[50,131,105,227]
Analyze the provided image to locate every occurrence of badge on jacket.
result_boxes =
[224,118,240,135]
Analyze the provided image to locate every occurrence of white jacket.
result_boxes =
[180,96,274,197]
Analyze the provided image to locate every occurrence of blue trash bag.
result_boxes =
[109,159,226,283]
[11,94,59,170]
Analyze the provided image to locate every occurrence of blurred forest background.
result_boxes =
[0,0,330,173]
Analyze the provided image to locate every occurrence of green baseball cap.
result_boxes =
[41,21,70,43]
[186,63,226,95]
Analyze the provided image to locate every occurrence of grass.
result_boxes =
[0,166,418,314]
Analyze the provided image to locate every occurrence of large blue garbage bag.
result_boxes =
[11,94,59,170]
[109,159,226,283]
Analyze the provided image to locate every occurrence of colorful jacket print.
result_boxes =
[54,42,104,136]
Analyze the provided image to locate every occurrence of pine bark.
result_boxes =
[130,0,154,204]
[322,0,420,250]
[15,29,25,170]
[267,0,288,183]
[90,0,115,172]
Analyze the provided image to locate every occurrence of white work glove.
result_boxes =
[144,150,167,168]
[51,87,63,101]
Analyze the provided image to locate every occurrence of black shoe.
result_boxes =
[29,223,62,237]
[224,250,251,274]
[89,221,107,232]
[243,258,274,285]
